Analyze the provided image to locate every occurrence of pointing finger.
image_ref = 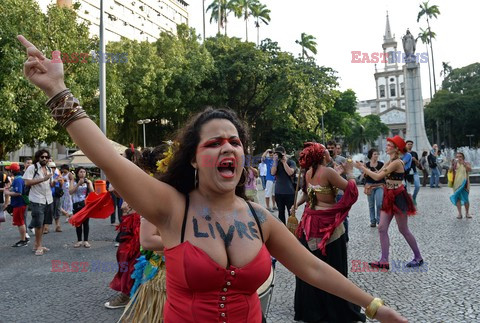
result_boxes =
[17,35,46,60]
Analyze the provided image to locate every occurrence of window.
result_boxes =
[390,77,394,82]
[379,85,385,98]
[390,84,396,97]
[401,82,405,96]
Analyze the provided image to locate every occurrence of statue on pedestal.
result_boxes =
[402,29,417,63]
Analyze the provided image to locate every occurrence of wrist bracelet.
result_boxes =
[48,90,90,127]
[346,173,355,180]
[365,297,384,319]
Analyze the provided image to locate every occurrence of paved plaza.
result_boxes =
[1,185,479,322]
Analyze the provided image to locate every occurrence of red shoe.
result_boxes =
[369,261,389,270]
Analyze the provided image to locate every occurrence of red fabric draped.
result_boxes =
[381,186,416,216]
[109,213,141,294]
[295,180,358,256]
[69,192,114,227]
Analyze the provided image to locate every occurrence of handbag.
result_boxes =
[447,170,454,188]
[364,184,373,195]
[53,186,64,198]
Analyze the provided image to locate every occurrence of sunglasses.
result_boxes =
[40,155,50,159]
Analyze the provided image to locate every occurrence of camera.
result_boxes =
[275,152,283,159]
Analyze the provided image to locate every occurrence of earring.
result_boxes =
[194,168,198,188]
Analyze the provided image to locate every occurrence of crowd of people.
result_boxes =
[1,34,476,323]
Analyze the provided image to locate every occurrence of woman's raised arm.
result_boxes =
[17,35,181,227]
[263,212,407,322]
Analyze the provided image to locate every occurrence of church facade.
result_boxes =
[357,13,408,152]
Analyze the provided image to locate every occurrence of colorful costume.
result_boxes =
[120,248,166,322]
[450,163,470,206]
[294,180,366,322]
[109,212,141,295]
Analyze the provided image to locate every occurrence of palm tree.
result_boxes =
[202,0,206,40]
[417,27,436,100]
[440,61,452,78]
[295,32,317,59]
[250,2,271,46]
[207,0,228,35]
[417,1,440,93]
[230,0,256,41]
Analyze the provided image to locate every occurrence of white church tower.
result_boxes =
[374,12,407,138]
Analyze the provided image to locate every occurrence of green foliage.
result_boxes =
[0,0,126,158]
[425,63,480,147]
[3,3,381,157]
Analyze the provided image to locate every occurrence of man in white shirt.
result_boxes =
[259,161,267,190]
[23,149,53,256]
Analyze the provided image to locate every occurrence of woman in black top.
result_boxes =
[364,149,385,227]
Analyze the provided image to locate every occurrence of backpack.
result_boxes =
[14,175,30,205]
[25,164,52,196]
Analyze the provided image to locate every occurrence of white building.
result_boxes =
[36,0,189,42]
[356,13,410,150]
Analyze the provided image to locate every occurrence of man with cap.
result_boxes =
[23,149,54,256]
[271,146,297,225]
[4,163,29,247]
[405,140,421,204]
[48,161,64,233]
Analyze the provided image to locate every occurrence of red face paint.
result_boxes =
[199,137,242,150]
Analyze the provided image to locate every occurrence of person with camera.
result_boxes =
[46,162,64,233]
[23,149,54,256]
[69,167,94,248]
[271,146,297,225]
[261,148,277,211]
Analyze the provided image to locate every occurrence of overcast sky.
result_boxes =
[188,0,480,101]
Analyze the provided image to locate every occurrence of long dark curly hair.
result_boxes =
[161,107,249,199]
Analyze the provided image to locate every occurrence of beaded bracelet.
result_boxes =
[47,90,89,127]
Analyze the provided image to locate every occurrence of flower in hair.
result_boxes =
[156,141,177,173]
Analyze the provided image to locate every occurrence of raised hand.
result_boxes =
[17,35,66,98]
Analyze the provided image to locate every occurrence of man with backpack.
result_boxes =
[4,163,29,247]
[23,149,54,256]
[405,140,421,205]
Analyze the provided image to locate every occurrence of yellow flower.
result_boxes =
[156,143,176,173]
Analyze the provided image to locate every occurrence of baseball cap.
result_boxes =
[5,163,21,172]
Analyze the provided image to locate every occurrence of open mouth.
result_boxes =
[217,158,236,178]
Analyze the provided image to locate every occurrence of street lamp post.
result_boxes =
[466,134,474,148]
[137,119,152,148]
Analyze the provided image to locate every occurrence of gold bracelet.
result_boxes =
[365,297,385,319]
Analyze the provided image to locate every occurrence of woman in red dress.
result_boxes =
[18,35,407,323]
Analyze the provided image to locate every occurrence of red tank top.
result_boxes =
[163,196,272,322]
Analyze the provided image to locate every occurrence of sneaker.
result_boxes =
[370,223,376,227]
[25,233,30,241]
[12,240,28,247]
[114,242,120,247]
[272,206,278,211]
[29,227,35,235]
[104,293,130,309]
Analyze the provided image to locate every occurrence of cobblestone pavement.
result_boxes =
[1,185,479,323]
